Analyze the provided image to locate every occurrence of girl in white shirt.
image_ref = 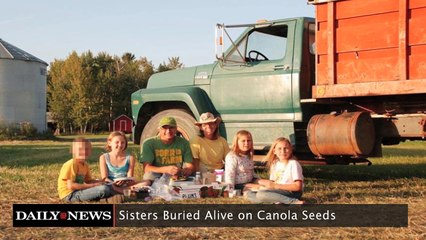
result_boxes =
[246,137,304,204]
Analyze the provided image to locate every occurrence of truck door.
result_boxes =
[210,20,296,124]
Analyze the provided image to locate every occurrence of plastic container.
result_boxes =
[193,172,201,184]
[214,169,224,183]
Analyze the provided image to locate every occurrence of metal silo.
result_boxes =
[0,38,48,132]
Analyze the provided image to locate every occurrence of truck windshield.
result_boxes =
[225,25,288,63]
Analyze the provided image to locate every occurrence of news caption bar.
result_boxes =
[13,204,408,227]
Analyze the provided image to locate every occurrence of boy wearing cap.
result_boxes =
[140,116,194,181]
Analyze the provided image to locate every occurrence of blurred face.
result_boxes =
[237,134,253,154]
[274,141,293,161]
[72,141,92,162]
[201,122,217,139]
[159,125,177,143]
[109,135,126,152]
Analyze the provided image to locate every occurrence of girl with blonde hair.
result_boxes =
[224,130,259,190]
[100,131,150,192]
[247,137,304,204]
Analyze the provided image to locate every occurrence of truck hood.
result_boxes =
[147,63,216,89]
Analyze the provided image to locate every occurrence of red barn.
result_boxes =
[112,115,133,133]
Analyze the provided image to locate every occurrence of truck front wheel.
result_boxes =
[140,109,199,143]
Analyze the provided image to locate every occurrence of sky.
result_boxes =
[1,0,314,68]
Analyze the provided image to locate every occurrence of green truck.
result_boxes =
[131,0,426,163]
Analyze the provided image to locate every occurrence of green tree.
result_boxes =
[111,53,150,120]
[137,57,154,88]
[81,51,115,132]
[47,51,171,133]
[157,56,184,72]
[48,59,73,133]
[167,56,184,69]
[66,51,94,133]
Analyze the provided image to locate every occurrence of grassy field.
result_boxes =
[0,137,425,239]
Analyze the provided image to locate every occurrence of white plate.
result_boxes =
[114,177,134,182]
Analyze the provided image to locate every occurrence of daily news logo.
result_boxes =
[13,204,114,227]
[15,210,111,221]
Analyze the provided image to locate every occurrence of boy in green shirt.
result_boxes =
[141,117,194,181]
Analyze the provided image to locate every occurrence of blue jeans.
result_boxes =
[64,184,114,202]
[247,189,302,204]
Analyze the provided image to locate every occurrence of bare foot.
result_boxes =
[293,200,305,205]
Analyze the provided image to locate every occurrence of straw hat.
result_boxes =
[194,112,221,126]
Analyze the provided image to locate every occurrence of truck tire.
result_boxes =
[140,109,199,143]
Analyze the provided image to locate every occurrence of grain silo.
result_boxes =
[0,38,48,132]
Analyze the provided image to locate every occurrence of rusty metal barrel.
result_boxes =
[307,112,375,156]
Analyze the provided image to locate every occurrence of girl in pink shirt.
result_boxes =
[224,130,259,190]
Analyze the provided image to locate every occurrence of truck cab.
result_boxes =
[131,17,316,155]
[132,0,426,162]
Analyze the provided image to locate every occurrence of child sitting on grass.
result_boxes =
[99,131,150,193]
[246,137,304,205]
[224,130,259,191]
[57,137,121,202]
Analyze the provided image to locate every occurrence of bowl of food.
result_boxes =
[134,186,151,199]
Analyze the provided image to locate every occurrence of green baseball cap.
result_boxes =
[159,116,177,128]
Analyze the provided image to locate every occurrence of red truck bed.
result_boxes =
[311,0,426,98]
